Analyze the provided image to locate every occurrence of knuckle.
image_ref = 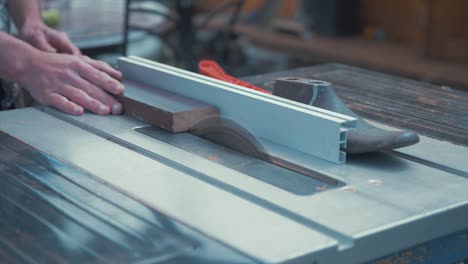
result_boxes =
[35,95,48,105]
[60,31,69,39]
[56,96,68,106]
[44,94,60,106]
[72,89,86,99]
[31,29,42,38]
[86,87,97,97]
[106,77,116,86]
[97,72,109,83]
[87,100,101,111]
[102,79,116,92]
[95,61,106,69]
[68,59,81,69]
[97,60,108,66]
[30,37,41,45]
[63,69,76,79]
[73,62,89,73]
[98,91,114,103]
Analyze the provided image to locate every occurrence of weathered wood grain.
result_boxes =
[243,64,468,146]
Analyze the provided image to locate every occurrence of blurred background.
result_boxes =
[40,0,468,90]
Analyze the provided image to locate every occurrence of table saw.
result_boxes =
[0,57,467,264]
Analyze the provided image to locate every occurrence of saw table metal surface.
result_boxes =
[0,64,467,264]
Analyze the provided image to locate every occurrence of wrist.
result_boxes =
[18,17,46,36]
[9,42,41,84]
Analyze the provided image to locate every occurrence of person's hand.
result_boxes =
[17,50,124,116]
[19,20,81,55]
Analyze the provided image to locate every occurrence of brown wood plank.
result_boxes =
[118,79,219,133]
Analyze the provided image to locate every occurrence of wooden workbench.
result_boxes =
[243,63,468,147]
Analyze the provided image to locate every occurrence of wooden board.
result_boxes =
[117,79,219,133]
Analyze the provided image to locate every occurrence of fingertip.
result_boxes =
[99,61,122,80]
[115,70,123,80]
[105,67,122,81]
[97,104,110,115]
[72,47,82,56]
[47,93,83,115]
[112,67,122,76]
[113,83,125,95]
[63,101,83,115]
[111,103,123,115]
[71,105,84,115]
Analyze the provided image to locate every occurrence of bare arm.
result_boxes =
[8,0,81,54]
[0,31,34,82]
[7,0,42,30]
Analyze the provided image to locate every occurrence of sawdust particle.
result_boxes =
[207,155,218,161]
[315,186,327,191]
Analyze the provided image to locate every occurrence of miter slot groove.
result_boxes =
[267,156,340,186]
[388,151,468,178]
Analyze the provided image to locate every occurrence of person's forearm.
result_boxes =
[0,32,37,83]
[8,0,43,31]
